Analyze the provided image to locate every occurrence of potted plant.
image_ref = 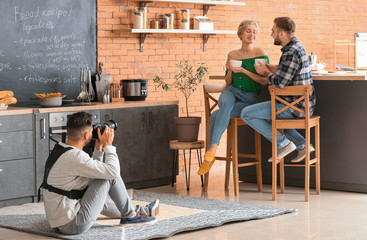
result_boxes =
[153,59,208,142]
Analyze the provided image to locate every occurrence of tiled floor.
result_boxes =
[1,166,367,240]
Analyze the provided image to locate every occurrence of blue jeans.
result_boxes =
[241,101,306,150]
[208,85,258,146]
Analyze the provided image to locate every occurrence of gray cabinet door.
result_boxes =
[146,105,177,182]
[0,131,33,161]
[0,114,32,133]
[113,107,149,184]
[0,158,34,200]
[34,113,50,191]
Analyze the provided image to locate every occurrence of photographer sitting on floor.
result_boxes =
[40,111,159,235]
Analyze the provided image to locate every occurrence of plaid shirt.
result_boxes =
[268,37,316,118]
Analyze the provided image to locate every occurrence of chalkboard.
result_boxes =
[0,0,96,104]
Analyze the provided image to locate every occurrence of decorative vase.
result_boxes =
[174,117,201,142]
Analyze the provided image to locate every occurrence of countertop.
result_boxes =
[0,100,179,116]
[209,72,367,81]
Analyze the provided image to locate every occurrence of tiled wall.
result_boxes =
[97,0,367,170]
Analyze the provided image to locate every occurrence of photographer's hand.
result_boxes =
[95,138,103,151]
[97,126,114,147]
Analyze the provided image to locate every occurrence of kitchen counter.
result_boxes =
[0,100,179,116]
[311,72,367,80]
[209,72,367,81]
[0,107,33,116]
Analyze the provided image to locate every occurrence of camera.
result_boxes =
[92,120,117,139]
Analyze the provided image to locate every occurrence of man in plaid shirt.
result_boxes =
[241,17,316,163]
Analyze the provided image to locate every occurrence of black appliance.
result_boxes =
[121,79,147,101]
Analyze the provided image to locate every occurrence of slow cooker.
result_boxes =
[121,79,148,101]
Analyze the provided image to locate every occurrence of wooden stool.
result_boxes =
[269,85,321,202]
[170,140,204,190]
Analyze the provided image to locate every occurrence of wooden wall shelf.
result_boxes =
[117,29,237,52]
[124,0,244,52]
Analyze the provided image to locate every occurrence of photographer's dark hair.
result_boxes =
[274,17,296,36]
[67,111,92,140]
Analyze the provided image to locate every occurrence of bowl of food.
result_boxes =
[35,93,65,107]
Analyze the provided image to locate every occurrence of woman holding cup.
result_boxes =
[198,20,269,175]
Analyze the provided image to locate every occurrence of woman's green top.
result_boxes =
[226,55,269,95]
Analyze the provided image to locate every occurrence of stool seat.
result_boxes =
[170,140,204,150]
[169,140,204,190]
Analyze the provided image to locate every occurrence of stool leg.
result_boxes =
[279,130,285,194]
[305,127,311,202]
[197,149,204,187]
[272,128,277,201]
[315,121,321,195]
[183,149,189,191]
[188,149,192,191]
[171,150,177,187]
[225,124,232,190]
[255,131,262,192]
[232,122,239,196]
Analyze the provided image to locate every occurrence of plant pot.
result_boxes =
[174,116,201,142]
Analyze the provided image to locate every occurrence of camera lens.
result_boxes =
[92,120,117,139]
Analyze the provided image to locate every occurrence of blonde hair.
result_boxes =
[237,20,259,40]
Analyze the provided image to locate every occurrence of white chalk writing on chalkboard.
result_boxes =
[0,0,96,104]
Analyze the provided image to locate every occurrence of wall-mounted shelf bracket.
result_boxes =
[140,33,152,52]
[203,34,214,52]
[139,1,152,7]
[203,5,213,16]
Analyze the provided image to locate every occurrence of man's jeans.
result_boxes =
[208,85,258,147]
[241,101,306,150]
[58,176,148,235]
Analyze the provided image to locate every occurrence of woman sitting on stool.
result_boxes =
[198,20,269,175]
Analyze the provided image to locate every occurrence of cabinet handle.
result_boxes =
[40,118,46,139]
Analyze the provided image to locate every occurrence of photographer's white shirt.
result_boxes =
[43,142,120,228]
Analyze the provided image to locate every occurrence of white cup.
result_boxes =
[255,58,267,66]
[230,60,242,68]
[315,62,326,71]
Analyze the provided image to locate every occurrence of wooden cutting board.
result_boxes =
[95,62,113,102]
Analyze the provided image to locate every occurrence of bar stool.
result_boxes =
[170,140,204,190]
[203,83,262,196]
[269,85,320,202]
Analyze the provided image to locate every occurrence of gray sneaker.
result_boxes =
[268,142,296,162]
[291,145,315,163]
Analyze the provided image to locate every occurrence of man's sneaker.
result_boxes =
[146,199,159,217]
[291,145,315,163]
[268,142,296,162]
[120,212,156,225]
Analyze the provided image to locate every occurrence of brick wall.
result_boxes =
[97,0,367,171]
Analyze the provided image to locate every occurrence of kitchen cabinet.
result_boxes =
[110,105,178,188]
[34,112,50,198]
[0,114,34,207]
[0,103,178,206]
[121,0,246,52]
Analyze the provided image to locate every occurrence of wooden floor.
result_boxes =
[1,166,367,240]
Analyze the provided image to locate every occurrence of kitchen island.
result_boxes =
[210,72,367,194]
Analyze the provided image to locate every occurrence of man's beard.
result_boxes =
[274,39,281,46]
